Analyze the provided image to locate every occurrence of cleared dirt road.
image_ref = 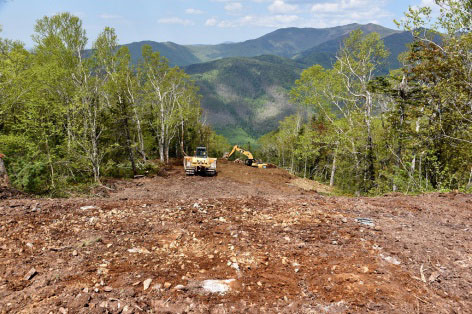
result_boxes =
[1,161,471,313]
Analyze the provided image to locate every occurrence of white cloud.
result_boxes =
[205,14,300,28]
[99,13,122,20]
[185,8,204,15]
[225,2,243,12]
[312,0,375,13]
[268,0,298,13]
[158,17,194,26]
[309,0,391,27]
[205,18,218,26]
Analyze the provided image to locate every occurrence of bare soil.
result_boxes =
[1,160,471,313]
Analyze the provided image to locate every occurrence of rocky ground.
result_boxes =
[0,160,471,313]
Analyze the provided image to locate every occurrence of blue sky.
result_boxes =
[0,0,438,47]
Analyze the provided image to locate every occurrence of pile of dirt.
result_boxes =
[0,187,25,200]
[289,177,334,194]
[0,162,471,313]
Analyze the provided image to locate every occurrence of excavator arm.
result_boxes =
[223,145,268,168]
[225,145,254,160]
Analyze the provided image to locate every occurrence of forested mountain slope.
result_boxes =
[115,24,413,144]
[121,24,401,67]
[294,30,414,71]
[185,55,304,144]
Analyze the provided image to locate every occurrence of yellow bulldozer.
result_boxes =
[184,146,217,176]
[223,145,268,168]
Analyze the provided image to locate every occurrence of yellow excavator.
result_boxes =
[223,145,267,168]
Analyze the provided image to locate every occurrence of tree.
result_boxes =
[334,30,389,192]
[394,0,472,189]
[139,45,200,163]
[94,27,139,176]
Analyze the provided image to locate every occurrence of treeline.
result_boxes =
[0,13,228,194]
[259,0,472,194]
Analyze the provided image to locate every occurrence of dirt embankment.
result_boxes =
[0,161,471,313]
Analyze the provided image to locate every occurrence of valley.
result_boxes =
[120,23,414,144]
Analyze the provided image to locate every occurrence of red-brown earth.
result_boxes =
[1,160,471,313]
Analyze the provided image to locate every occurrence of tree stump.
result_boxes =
[0,154,10,187]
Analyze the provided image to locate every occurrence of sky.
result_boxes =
[0,0,439,47]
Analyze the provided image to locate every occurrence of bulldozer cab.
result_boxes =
[196,147,208,158]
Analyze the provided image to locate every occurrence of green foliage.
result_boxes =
[208,133,231,157]
[216,127,258,146]
[185,56,303,139]
[0,13,225,195]
[264,1,472,195]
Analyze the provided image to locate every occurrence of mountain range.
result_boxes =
[123,23,414,144]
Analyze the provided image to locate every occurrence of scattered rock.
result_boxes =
[128,247,151,254]
[80,205,98,210]
[122,305,134,314]
[59,307,68,314]
[164,282,172,289]
[72,250,78,256]
[104,286,113,292]
[24,267,37,280]
[380,254,401,265]
[99,301,108,308]
[202,279,235,294]
[429,271,441,283]
[356,218,375,227]
[143,278,153,291]
[70,293,91,308]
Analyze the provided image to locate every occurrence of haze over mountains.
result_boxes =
[124,23,414,144]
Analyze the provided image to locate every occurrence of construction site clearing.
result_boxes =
[0,160,471,313]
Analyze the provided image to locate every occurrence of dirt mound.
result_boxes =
[0,187,25,200]
[0,162,471,313]
[289,177,334,194]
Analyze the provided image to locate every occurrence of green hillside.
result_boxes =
[111,24,413,144]
[185,55,304,144]
[294,30,414,72]
[116,24,401,67]
[186,23,399,62]
[124,41,201,67]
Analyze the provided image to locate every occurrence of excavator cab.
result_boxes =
[196,147,208,158]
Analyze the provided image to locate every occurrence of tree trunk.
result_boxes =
[165,141,170,164]
[330,150,337,187]
[291,152,294,174]
[123,116,137,177]
[180,120,186,156]
[158,136,165,163]
[0,156,10,187]
[410,110,423,177]
[133,107,146,162]
[304,155,307,178]
[365,93,375,191]
[467,167,472,188]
